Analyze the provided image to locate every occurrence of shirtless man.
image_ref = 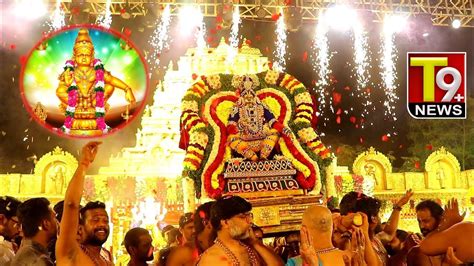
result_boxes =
[166,202,216,266]
[420,221,474,264]
[56,141,112,266]
[297,205,347,266]
[198,196,283,266]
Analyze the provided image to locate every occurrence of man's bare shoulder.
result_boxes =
[170,244,194,257]
[56,248,96,266]
[197,245,229,266]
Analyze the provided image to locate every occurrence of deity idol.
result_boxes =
[56,28,136,135]
[227,75,290,161]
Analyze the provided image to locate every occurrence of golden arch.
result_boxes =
[34,147,78,195]
[425,147,461,189]
[353,147,392,191]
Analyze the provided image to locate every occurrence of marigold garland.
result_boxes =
[180,72,333,198]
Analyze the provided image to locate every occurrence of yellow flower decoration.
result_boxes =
[265,70,279,85]
[216,100,234,124]
[190,131,208,148]
[207,75,222,90]
[295,92,313,105]
[181,100,199,112]
[231,75,244,89]
[298,127,318,143]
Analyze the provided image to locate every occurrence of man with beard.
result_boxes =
[407,199,449,266]
[56,141,113,266]
[124,228,154,266]
[11,198,58,266]
[80,201,113,263]
[165,202,216,266]
[198,196,283,266]
[0,196,21,265]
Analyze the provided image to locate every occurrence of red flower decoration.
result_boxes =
[192,73,198,80]
[350,116,356,124]
[426,144,433,150]
[381,134,389,142]
[336,116,341,124]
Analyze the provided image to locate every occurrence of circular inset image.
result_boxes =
[21,25,148,137]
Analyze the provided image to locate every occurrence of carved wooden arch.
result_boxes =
[34,147,78,194]
[352,147,392,191]
[425,147,461,189]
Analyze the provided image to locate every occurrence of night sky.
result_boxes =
[0,5,473,174]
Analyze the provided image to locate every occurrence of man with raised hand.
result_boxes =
[56,141,113,266]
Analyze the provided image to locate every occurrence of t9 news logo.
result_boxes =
[407,52,467,119]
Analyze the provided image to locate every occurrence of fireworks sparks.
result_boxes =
[226,6,241,64]
[46,0,65,32]
[351,21,372,125]
[148,5,172,72]
[96,0,113,29]
[380,15,404,126]
[195,18,207,55]
[179,6,207,55]
[273,9,287,72]
[312,17,332,125]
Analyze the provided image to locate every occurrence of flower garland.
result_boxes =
[61,60,77,134]
[180,72,333,198]
[60,59,110,134]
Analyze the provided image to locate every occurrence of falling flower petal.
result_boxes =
[302,51,308,62]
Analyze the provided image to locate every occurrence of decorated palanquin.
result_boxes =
[179,70,332,231]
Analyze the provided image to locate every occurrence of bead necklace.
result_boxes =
[214,238,259,266]
[80,244,109,266]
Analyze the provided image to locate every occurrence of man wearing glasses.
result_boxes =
[0,196,21,266]
[198,196,283,266]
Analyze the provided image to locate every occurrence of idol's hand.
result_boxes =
[125,88,136,105]
[64,69,73,87]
